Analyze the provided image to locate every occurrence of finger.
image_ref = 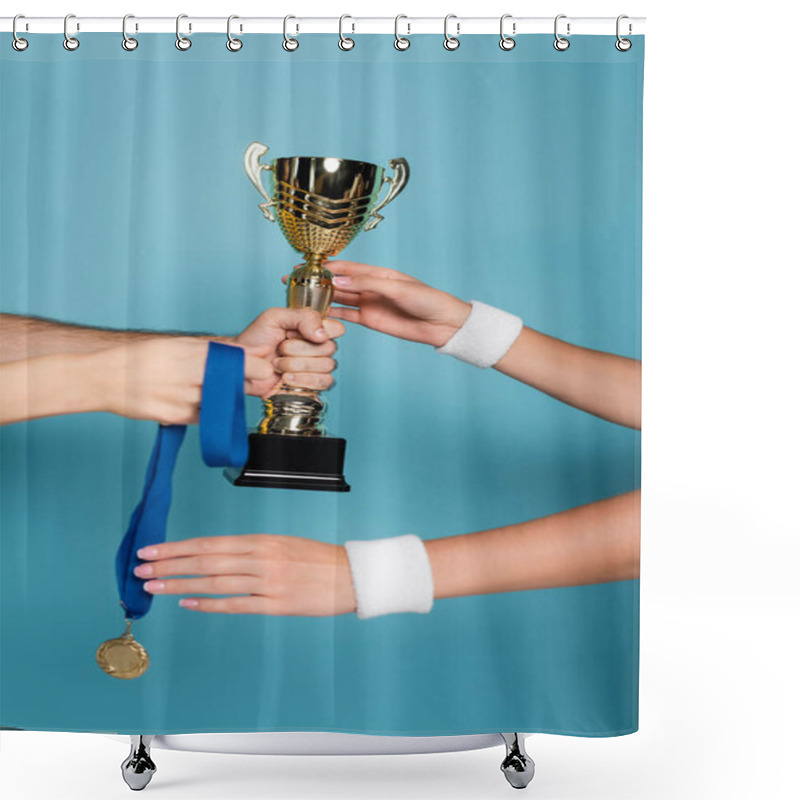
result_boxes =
[243,353,273,382]
[137,536,261,560]
[178,595,275,614]
[330,289,363,306]
[144,575,262,595]
[331,273,411,297]
[278,338,337,357]
[322,318,346,339]
[274,356,336,375]
[136,554,260,579]
[327,307,361,324]
[282,318,345,340]
[278,372,335,392]
[263,308,328,342]
[326,260,415,282]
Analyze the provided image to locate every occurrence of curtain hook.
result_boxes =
[499,14,516,51]
[615,14,632,51]
[122,15,138,51]
[63,13,80,51]
[553,14,570,51]
[394,15,410,51]
[176,14,192,50]
[339,14,355,50]
[443,14,460,51]
[283,15,299,51]
[12,14,29,51]
[227,15,243,51]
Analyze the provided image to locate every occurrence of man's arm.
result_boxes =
[0,313,229,363]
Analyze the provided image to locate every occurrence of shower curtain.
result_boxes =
[0,30,643,737]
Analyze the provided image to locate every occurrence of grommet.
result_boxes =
[616,15,632,51]
[227,15,243,51]
[176,14,191,51]
[499,14,516,51]
[394,14,410,50]
[64,14,80,51]
[122,14,138,51]
[444,14,460,51]
[553,14,570,51]
[12,14,28,51]
[283,15,299,51]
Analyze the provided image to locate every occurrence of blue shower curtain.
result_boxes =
[0,32,643,736]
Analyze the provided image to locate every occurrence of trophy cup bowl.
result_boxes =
[225,143,410,491]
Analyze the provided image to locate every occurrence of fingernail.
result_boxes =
[134,564,154,577]
[137,547,157,558]
[283,373,294,382]
[143,581,164,592]
[316,328,326,337]
[332,276,351,287]
[180,599,198,608]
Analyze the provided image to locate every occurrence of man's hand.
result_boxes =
[134,534,358,617]
[231,308,345,397]
[97,337,274,425]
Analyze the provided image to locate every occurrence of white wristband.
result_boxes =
[343,534,435,620]
[435,300,523,368]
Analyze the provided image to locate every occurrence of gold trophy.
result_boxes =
[225,143,410,491]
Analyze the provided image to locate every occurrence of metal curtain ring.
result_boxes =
[63,13,79,51]
[616,14,632,51]
[227,15,243,51]
[339,14,355,50]
[176,14,191,50]
[12,14,28,51]
[553,14,570,51]
[443,14,460,51]
[283,15,299,51]
[499,14,516,50]
[122,14,138,51]
[394,14,410,50]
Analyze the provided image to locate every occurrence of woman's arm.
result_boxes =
[493,327,641,429]
[132,489,640,615]
[425,489,640,600]
[318,260,640,429]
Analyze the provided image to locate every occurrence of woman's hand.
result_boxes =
[134,535,357,617]
[283,261,470,348]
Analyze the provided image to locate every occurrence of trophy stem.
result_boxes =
[258,255,335,436]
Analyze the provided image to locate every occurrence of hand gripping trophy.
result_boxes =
[225,143,410,491]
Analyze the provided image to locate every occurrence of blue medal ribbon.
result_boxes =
[115,341,248,620]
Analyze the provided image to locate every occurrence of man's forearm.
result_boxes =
[423,490,640,600]
[493,325,641,429]
[0,313,231,363]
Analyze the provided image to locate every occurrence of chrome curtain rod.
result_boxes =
[0,16,645,36]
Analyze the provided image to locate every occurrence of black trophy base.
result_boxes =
[224,432,351,492]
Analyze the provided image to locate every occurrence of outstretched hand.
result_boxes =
[282,261,470,348]
[134,534,357,617]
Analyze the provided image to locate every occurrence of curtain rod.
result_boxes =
[1,16,646,36]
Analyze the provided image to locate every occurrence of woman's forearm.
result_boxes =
[493,326,641,429]
[0,353,106,424]
[423,490,640,600]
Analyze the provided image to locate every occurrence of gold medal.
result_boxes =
[96,618,150,679]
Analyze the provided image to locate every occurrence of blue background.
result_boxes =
[0,33,643,736]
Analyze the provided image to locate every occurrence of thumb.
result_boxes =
[264,307,328,342]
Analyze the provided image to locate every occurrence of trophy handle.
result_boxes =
[364,158,410,232]
[243,141,277,222]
